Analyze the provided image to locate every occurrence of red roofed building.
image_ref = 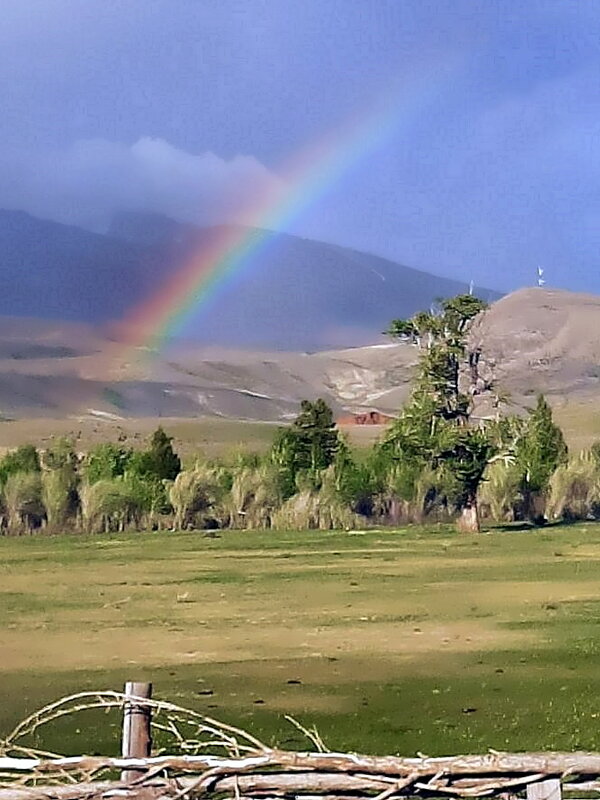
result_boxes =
[336,409,396,426]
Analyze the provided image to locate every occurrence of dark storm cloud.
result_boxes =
[1,0,600,292]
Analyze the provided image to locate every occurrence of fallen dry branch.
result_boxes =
[2,692,600,800]
[7,751,600,780]
[3,751,600,799]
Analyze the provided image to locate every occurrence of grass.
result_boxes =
[0,417,280,464]
[3,524,600,758]
[552,398,600,452]
[0,416,385,465]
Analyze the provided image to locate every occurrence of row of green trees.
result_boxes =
[0,391,589,536]
[0,293,590,535]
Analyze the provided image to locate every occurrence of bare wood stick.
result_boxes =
[0,770,591,800]
[0,774,392,800]
[415,773,547,797]
[121,681,152,783]
[0,773,591,800]
[562,781,600,792]
[9,751,600,779]
[0,782,119,800]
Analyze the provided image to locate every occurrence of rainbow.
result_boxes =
[116,64,456,359]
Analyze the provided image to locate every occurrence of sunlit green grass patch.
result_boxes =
[2,524,600,757]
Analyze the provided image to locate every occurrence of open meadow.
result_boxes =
[0,417,281,464]
[3,524,600,758]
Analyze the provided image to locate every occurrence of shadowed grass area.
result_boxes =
[3,525,600,757]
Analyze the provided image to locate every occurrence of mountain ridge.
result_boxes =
[0,208,500,351]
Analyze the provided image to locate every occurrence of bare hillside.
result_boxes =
[0,288,597,424]
[469,288,600,403]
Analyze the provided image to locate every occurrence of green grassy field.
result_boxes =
[3,524,600,759]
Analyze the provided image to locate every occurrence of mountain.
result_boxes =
[109,211,501,350]
[2,208,596,429]
[0,209,165,323]
[0,208,500,351]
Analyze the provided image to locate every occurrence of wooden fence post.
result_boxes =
[121,681,152,783]
[527,779,562,800]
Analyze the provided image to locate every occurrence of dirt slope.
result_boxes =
[0,288,597,422]
[469,287,600,402]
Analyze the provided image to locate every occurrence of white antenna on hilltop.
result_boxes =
[537,266,546,287]
[469,279,474,296]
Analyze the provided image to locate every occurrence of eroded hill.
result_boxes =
[0,289,596,427]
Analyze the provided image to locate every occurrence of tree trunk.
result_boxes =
[523,489,546,525]
[388,497,401,525]
[457,500,480,533]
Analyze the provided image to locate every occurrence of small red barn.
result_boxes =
[336,410,396,426]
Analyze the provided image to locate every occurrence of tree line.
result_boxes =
[0,294,595,535]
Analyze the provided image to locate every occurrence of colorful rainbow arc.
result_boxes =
[115,64,457,360]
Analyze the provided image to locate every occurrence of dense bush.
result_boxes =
[0,398,588,536]
[4,471,44,532]
[477,460,521,522]
[0,444,40,484]
[81,476,147,533]
[546,452,600,521]
[513,395,568,521]
[169,463,228,530]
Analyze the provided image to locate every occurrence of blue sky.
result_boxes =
[1,0,599,293]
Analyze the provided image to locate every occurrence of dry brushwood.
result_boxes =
[2,691,600,799]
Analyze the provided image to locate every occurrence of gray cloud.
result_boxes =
[0,137,284,232]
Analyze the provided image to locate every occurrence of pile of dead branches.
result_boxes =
[2,691,600,800]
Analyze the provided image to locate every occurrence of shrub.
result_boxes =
[84,443,132,484]
[0,445,40,485]
[80,477,148,533]
[41,439,79,529]
[229,463,282,529]
[272,489,358,531]
[41,470,78,529]
[272,464,361,531]
[414,466,449,521]
[478,460,522,521]
[546,453,600,521]
[515,395,568,520]
[40,438,78,471]
[169,464,227,529]
[271,399,341,498]
[128,427,181,482]
[4,471,44,533]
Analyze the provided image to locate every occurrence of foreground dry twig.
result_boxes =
[1,691,600,800]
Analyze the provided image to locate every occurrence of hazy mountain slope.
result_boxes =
[0,316,416,420]
[110,211,501,350]
[0,210,166,322]
[0,207,501,351]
